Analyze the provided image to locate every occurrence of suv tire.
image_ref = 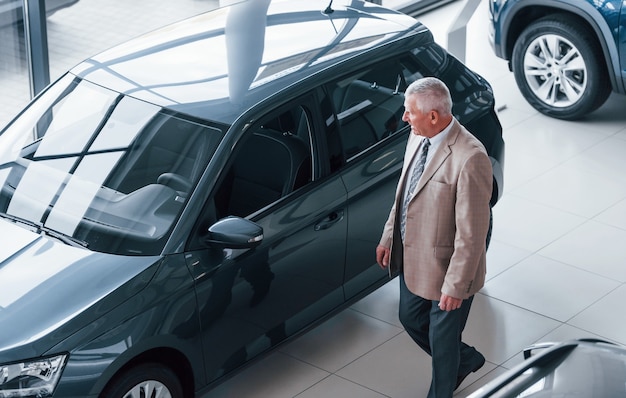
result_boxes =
[511,15,611,120]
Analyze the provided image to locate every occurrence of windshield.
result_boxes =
[0,74,223,255]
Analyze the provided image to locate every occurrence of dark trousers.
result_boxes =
[398,274,480,398]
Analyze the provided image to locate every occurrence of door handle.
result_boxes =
[314,210,344,231]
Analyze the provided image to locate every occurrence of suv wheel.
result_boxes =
[511,16,611,120]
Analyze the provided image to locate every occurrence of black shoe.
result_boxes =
[455,353,485,390]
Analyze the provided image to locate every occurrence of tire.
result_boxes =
[511,16,611,120]
[100,363,184,398]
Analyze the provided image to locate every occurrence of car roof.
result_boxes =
[70,0,425,124]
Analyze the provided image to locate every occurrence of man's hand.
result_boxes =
[376,245,390,269]
[439,294,462,312]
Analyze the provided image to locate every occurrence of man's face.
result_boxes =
[402,94,432,137]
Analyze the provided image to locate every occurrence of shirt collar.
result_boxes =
[428,117,454,147]
[422,118,454,164]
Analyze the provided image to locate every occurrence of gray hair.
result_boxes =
[405,77,453,116]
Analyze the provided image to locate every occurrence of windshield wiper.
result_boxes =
[40,225,89,249]
[0,212,89,249]
[0,212,40,232]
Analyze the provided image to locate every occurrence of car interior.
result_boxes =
[215,107,313,219]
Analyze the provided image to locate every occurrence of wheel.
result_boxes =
[100,363,184,398]
[511,16,611,120]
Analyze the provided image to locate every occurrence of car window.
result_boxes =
[213,104,314,220]
[0,76,223,255]
[325,57,425,161]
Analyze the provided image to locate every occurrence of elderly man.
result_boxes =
[376,77,492,397]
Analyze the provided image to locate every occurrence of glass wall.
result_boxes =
[0,0,220,129]
[0,5,29,128]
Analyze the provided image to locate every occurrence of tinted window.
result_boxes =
[0,76,222,255]
[325,57,426,161]
[213,104,314,219]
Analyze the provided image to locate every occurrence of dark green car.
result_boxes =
[0,1,504,397]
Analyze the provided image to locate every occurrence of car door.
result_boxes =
[323,56,427,299]
[184,96,348,385]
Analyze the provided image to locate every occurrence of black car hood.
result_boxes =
[0,219,160,362]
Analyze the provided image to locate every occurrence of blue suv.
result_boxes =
[489,0,626,120]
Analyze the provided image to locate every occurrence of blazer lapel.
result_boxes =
[413,121,461,195]
[395,132,422,200]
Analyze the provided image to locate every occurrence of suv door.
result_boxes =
[185,95,348,385]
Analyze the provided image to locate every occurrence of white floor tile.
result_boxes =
[335,332,437,398]
[207,352,329,398]
[569,285,626,346]
[485,240,532,281]
[499,152,557,193]
[492,195,586,253]
[503,114,608,164]
[494,102,536,131]
[512,163,626,218]
[487,75,545,118]
[483,255,620,322]
[595,198,626,230]
[463,294,561,365]
[295,375,387,398]
[564,135,626,185]
[581,93,626,133]
[539,220,626,282]
[350,277,402,327]
[279,308,402,373]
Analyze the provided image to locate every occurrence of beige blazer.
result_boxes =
[379,119,493,300]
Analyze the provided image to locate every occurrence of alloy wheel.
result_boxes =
[122,380,173,398]
[523,33,587,108]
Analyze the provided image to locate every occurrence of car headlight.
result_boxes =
[0,354,67,398]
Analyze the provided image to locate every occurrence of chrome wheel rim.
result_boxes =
[523,33,587,108]
[122,380,172,398]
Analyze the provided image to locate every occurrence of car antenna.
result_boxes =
[323,0,334,14]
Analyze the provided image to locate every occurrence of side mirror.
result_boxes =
[204,216,263,249]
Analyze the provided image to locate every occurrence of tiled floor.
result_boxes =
[3,1,626,397]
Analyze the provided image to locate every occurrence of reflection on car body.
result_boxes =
[392,0,458,16]
[468,339,626,397]
[0,1,504,397]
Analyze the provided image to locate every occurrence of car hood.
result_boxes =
[0,219,161,361]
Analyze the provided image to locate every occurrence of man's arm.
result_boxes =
[376,245,390,269]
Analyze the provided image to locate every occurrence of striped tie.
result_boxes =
[400,138,430,241]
